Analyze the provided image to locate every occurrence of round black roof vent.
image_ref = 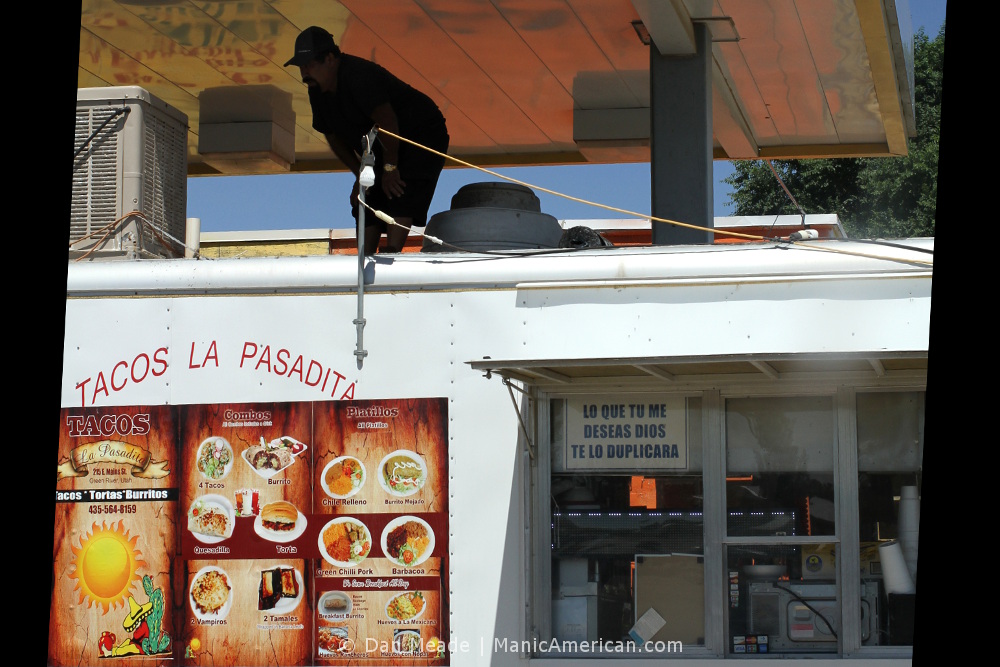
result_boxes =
[421,182,563,252]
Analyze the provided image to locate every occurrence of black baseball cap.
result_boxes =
[284,26,338,67]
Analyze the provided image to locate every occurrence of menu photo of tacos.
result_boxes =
[196,436,233,481]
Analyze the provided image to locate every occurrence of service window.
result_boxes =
[547,395,704,652]
[534,385,924,659]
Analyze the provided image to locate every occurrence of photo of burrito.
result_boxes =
[317,591,352,619]
[245,445,293,471]
[377,450,427,497]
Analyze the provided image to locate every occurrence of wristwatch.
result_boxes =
[383,163,397,173]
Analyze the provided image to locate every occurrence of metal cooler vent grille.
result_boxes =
[139,109,188,255]
[72,108,120,242]
[71,87,188,260]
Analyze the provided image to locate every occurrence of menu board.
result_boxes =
[177,402,314,665]
[313,398,448,664]
[52,405,177,666]
[50,398,449,667]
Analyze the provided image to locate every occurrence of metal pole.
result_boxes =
[354,128,378,367]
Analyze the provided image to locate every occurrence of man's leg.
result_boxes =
[383,217,413,253]
[364,224,382,255]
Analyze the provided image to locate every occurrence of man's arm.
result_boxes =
[369,102,401,166]
[369,102,406,199]
[324,133,362,176]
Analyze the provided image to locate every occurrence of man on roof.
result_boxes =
[285,26,450,254]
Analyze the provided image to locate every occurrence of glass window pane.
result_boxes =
[726,396,835,536]
[727,543,874,655]
[857,391,923,647]
[552,475,704,647]
[547,397,704,651]
[858,391,923,471]
[724,396,840,656]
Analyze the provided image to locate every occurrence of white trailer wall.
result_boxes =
[61,240,931,666]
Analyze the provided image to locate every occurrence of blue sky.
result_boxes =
[188,1,945,233]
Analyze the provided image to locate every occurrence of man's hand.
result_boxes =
[381,168,406,199]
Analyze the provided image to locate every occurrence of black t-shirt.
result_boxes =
[309,54,447,157]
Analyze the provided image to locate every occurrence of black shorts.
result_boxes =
[353,123,449,229]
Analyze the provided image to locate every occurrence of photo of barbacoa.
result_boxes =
[385,519,431,565]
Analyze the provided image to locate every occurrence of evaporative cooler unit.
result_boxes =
[72,86,188,260]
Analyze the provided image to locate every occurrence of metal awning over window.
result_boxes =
[468,351,928,389]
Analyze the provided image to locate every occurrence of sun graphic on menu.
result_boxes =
[68,521,147,614]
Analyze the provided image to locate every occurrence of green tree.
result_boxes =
[723,24,943,238]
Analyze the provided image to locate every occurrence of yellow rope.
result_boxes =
[380,129,760,241]
[377,128,933,267]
